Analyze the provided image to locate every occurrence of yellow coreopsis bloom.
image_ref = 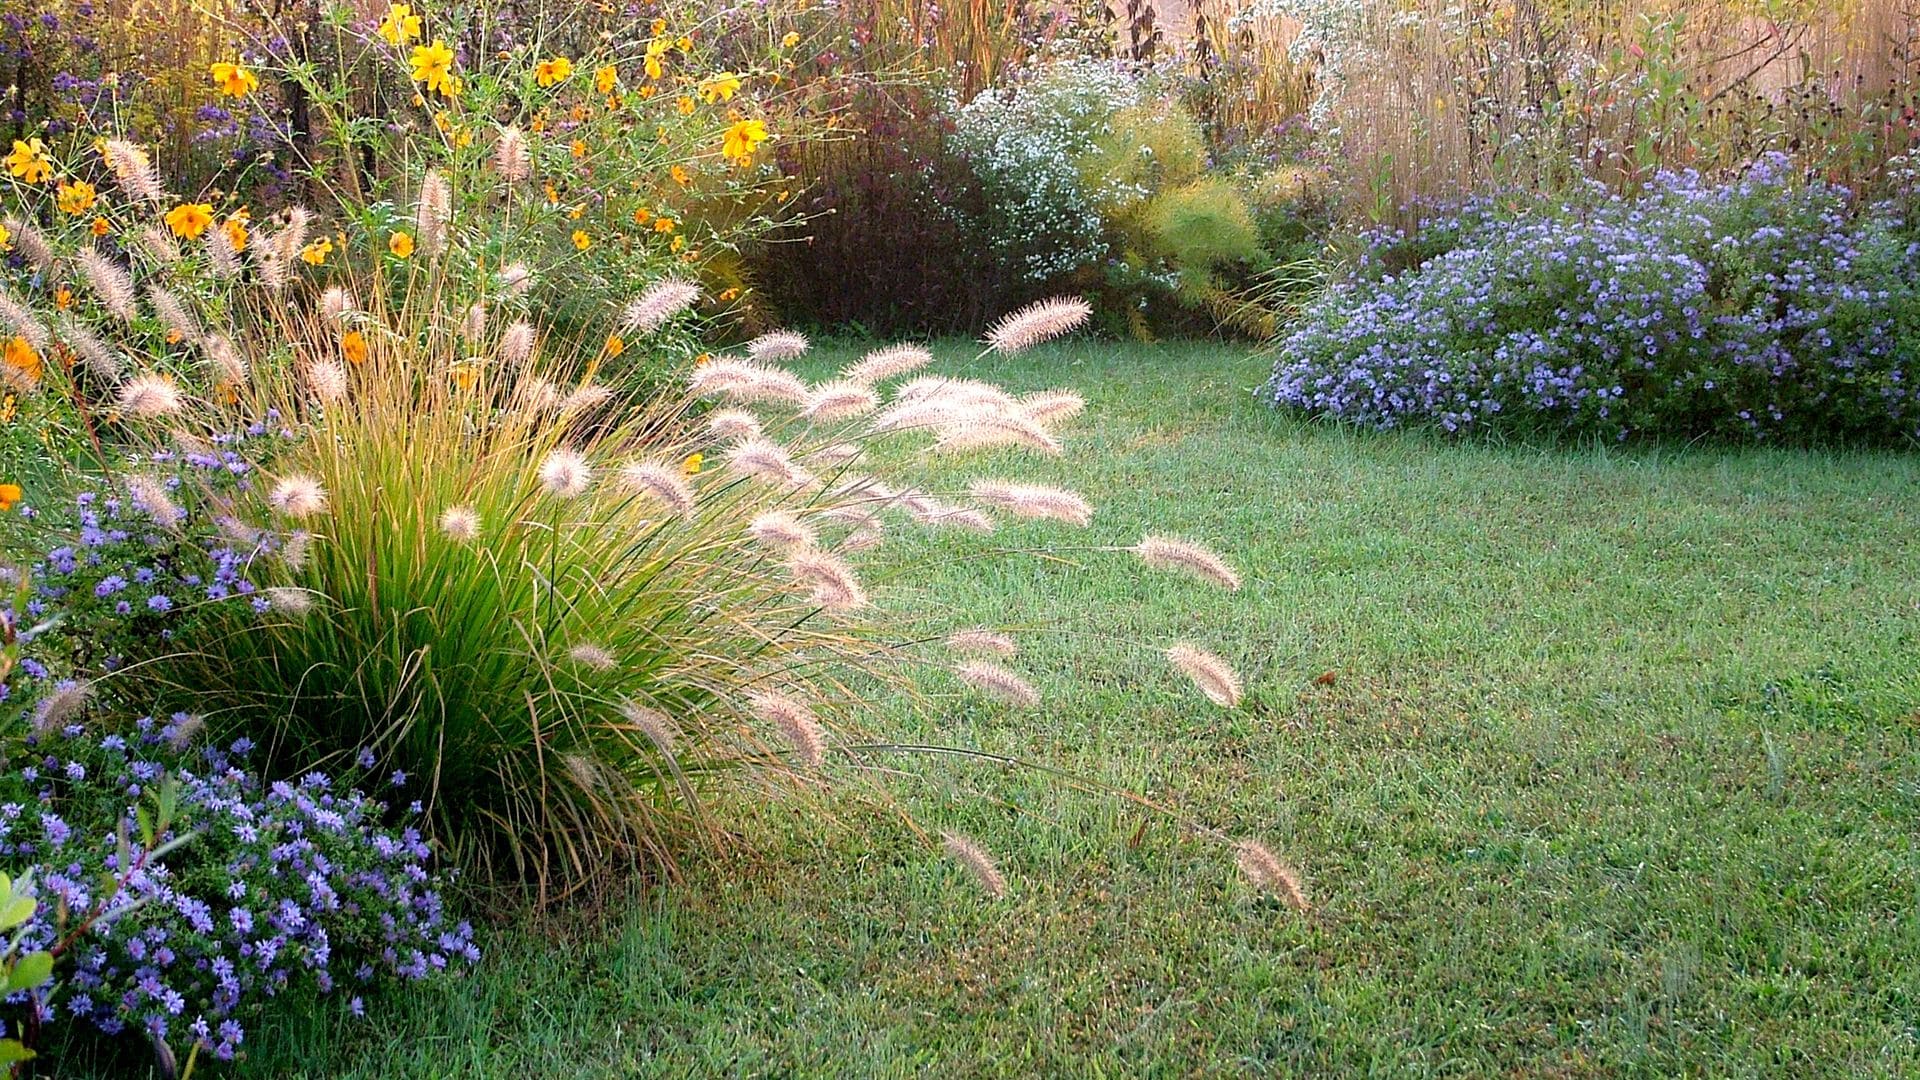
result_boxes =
[410,40,457,97]
[56,180,96,216]
[164,202,214,239]
[676,96,695,116]
[594,65,618,94]
[571,230,591,250]
[389,231,415,258]
[5,140,51,184]
[781,31,800,48]
[222,216,249,252]
[644,37,671,80]
[720,119,768,166]
[300,237,332,265]
[670,164,691,185]
[680,452,703,476]
[650,17,667,34]
[700,72,741,104]
[535,56,573,87]
[379,3,422,44]
[210,61,259,97]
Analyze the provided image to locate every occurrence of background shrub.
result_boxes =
[1266,155,1920,443]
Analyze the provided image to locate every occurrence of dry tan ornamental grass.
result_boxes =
[9,148,1268,896]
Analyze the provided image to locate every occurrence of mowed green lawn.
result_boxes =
[74,340,1920,1077]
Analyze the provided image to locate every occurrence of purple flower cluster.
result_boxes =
[1267,155,1920,442]
[0,714,474,1063]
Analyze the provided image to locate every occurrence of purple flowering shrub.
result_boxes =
[1267,155,1920,442]
[0,713,475,1066]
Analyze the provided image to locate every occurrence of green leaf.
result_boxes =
[8,950,53,992]
[0,896,34,932]
[0,1038,35,1064]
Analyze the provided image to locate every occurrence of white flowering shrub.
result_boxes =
[947,58,1144,284]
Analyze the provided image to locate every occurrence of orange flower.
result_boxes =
[571,229,591,251]
[56,180,97,216]
[653,218,675,233]
[3,337,42,385]
[165,202,214,239]
[210,61,259,97]
[676,96,695,115]
[90,217,110,237]
[570,139,587,159]
[594,65,618,94]
[53,286,72,310]
[632,207,652,225]
[534,56,574,87]
[389,231,415,258]
[0,483,22,511]
[222,216,249,252]
[604,335,625,358]
[670,165,691,185]
[341,330,369,365]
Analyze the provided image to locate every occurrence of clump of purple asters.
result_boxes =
[1268,153,1920,443]
[0,711,475,1065]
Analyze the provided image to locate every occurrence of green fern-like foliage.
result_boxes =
[1078,104,1209,217]
[1146,177,1263,287]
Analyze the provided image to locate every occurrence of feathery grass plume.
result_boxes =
[136,224,180,266]
[203,333,247,385]
[803,380,880,422]
[983,296,1092,354]
[499,321,537,366]
[147,286,200,341]
[258,208,311,289]
[841,343,934,386]
[748,511,817,551]
[207,219,241,278]
[1133,535,1243,591]
[494,124,531,182]
[894,375,1018,411]
[747,690,826,767]
[617,461,696,517]
[265,587,316,616]
[462,302,486,341]
[928,507,996,533]
[946,629,1017,657]
[1020,390,1086,427]
[1166,644,1243,707]
[537,448,593,498]
[705,408,761,441]
[955,661,1040,707]
[416,170,453,256]
[868,398,989,437]
[4,216,52,274]
[812,442,861,466]
[618,701,679,752]
[164,713,205,752]
[101,138,166,204]
[622,278,701,334]
[687,358,759,399]
[319,286,355,322]
[116,373,183,419]
[126,474,182,527]
[561,753,603,794]
[438,505,481,541]
[1235,840,1309,912]
[843,527,885,552]
[940,831,1007,899]
[969,480,1092,526]
[734,366,811,406]
[568,643,618,671]
[728,438,812,488]
[280,531,310,572]
[269,474,329,518]
[498,262,533,296]
[303,358,349,404]
[933,414,1063,456]
[786,550,868,610]
[57,317,125,382]
[0,290,49,355]
[519,377,561,412]
[76,248,138,320]
[32,679,92,737]
[746,330,809,363]
[560,384,614,415]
